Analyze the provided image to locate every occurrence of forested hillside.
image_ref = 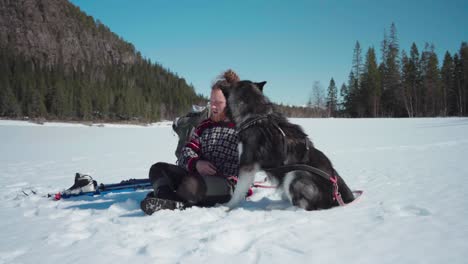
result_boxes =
[0,0,204,122]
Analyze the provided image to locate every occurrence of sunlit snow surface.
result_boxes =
[1,118,467,264]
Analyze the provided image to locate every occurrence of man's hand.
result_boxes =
[196,160,217,176]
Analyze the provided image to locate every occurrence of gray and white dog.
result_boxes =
[221,80,355,210]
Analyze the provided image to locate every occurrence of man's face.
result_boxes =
[210,88,227,122]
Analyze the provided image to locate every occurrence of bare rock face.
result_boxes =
[0,0,141,69]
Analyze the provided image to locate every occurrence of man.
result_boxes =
[141,70,240,215]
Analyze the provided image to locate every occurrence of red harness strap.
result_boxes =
[227,176,255,197]
[329,175,346,206]
[252,183,277,189]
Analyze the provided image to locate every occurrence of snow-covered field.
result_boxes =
[1,118,467,264]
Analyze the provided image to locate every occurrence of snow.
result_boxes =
[1,118,468,264]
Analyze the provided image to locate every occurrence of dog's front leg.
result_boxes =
[225,163,259,209]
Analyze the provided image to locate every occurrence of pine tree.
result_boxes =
[421,43,441,116]
[49,80,67,118]
[381,22,402,116]
[25,86,47,118]
[0,48,21,116]
[453,54,463,115]
[459,42,468,116]
[0,81,21,117]
[339,83,348,115]
[326,78,338,117]
[441,51,455,116]
[352,41,363,85]
[345,71,359,117]
[401,51,412,117]
[361,47,381,117]
[345,41,365,117]
[75,80,92,120]
[408,43,423,116]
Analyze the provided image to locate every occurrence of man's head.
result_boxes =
[210,69,240,122]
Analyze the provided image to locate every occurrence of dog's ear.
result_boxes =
[255,81,267,92]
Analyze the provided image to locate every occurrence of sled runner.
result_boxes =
[349,190,364,205]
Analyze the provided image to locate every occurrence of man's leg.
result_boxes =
[148,162,186,201]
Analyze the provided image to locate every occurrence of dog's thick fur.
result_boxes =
[222,80,355,210]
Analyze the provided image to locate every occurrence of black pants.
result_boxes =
[148,162,233,207]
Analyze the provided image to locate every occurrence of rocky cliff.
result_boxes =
[0,0,140,70]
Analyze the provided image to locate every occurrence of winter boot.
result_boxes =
[62,173,97,196]
[140,191,186,215]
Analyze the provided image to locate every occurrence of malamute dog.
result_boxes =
[221,81,355,210]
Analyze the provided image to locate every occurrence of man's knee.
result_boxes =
[176,176,206,205]
[149,162,167,183]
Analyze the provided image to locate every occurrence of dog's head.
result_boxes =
[219,80,269,124]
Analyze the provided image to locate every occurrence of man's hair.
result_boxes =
[211,69,240,90]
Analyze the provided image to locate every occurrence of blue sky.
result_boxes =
[70,0,467,106]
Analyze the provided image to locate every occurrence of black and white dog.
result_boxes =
[221,80,355,210]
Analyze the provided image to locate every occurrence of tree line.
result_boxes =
[2,22,466,121]
[323,23,468,118]
[0,45,204,122]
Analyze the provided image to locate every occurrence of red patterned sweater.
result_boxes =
[177,119,239,178]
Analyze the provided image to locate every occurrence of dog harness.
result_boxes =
[237,114,289,157]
